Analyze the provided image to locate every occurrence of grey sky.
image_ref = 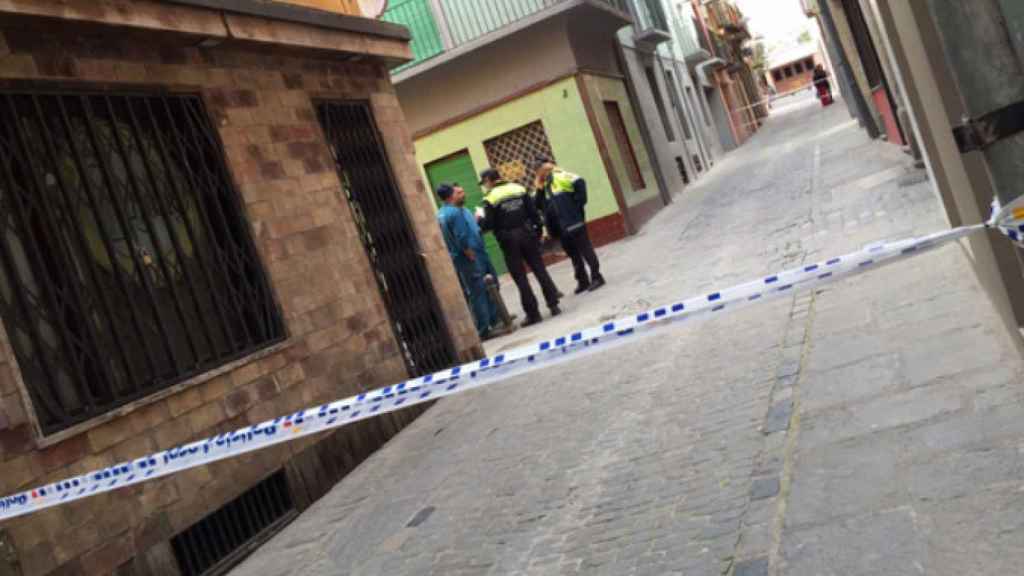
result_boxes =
[733,0,818,52]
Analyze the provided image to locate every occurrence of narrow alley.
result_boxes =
[232,91,1024,575]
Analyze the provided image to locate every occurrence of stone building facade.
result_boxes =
[0,1,480,574]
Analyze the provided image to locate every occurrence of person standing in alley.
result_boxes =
[478,168,561,327]
[437,183,499,339]
[534,156,605,294]
[813,63,833,106]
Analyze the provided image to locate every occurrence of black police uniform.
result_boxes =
[480,179,561,322]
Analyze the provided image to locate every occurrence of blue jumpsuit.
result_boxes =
[438,205,498,337]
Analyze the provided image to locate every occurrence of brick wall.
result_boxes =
[772,68,815,95]
[0,15,479,576]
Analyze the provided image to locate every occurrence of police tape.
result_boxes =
[2,197,1023,523]
[729,83,821,116]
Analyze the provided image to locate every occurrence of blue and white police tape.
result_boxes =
[2,196,1023,523]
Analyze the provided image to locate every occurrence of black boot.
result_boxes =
[574,281,591,295]
[521,315,543,328]
[588,275,606,291]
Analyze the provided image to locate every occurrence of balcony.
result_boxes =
[632,0,672,49]
[382,0,632,77]
[706,0,749,38]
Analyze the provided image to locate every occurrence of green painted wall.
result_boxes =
[580,74,661,208]
[414,77,620,222]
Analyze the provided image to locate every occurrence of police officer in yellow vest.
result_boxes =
[535,157,605,294]
[478,168,562,327]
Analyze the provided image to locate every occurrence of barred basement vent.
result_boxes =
[676,156,690,185]
[171,471,296,576]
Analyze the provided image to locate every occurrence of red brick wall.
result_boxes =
[772,69,814,95]
[0,15,478,576]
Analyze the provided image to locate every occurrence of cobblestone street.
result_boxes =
[233,92,1024,576]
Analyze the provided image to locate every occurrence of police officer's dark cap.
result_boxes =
[534,155,554,168]
[478,168,501,185]
[436,183,455,200]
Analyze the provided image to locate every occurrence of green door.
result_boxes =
[425,152,508,275]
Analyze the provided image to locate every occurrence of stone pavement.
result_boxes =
[232,92,1024,576]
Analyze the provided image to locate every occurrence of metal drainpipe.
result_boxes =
[615,38,673,210]
[927,0,1024,205]
[818,0,881,138]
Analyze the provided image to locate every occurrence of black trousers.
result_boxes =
[561,227,601,286]
[498,227,561,319]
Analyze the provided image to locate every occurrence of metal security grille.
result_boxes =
[315,100,456,376]
[0,87,284,435]
[171,470,295,576]
[483,121,555,189]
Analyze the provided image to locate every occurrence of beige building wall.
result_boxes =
[863,0,1024,354]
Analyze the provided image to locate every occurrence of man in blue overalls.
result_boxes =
[437,183,499,339]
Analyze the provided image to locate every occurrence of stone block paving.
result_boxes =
[233,94,1024,576]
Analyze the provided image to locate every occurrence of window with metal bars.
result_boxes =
[171,470,296,576]
[0,86,285,435]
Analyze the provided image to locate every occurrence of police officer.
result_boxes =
[478,168,561,327]
[535,157,605,294]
